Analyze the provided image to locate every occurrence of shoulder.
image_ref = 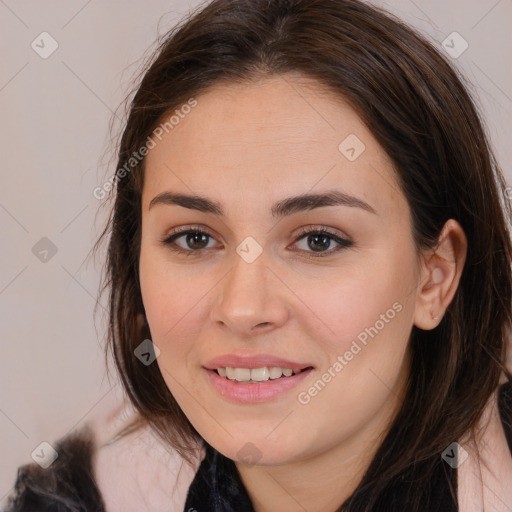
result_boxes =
[92,396,204,512]
[458,379,512,512]
[3,389,205,512]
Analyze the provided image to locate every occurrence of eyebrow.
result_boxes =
[148,190,376,217]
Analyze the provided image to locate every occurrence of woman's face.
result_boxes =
[139,73,424,467]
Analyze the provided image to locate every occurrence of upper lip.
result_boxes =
[203,353,314,371]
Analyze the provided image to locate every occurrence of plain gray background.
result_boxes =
[1,0,511,504]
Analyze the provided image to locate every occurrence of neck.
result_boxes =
[235,400,399,512]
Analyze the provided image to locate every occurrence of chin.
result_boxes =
[210,434,302,466]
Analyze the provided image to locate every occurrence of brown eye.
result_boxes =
[178,232,210,250]
[292,227,353,257]
[160,226,220,256]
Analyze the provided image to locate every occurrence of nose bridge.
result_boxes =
[212,240,288,332]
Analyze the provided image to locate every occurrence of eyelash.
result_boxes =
[159,224,353,258]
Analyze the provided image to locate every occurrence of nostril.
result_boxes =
[251,322,271,332]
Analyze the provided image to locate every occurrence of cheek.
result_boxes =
[300,254,414,355]
[139,247,220,371]
[291,275,413,449]
[293,253,416,417]
[305,252,415,401]
[140,266,206,396]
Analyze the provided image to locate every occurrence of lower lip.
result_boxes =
[204,367,314,403]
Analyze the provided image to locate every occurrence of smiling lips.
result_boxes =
[203,353,314,402]
[204,353,313,382]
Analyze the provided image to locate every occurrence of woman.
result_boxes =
[5,0,512,510]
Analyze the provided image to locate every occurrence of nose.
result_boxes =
[210,245,289,336]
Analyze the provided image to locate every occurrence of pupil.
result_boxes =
[187,232,208,249]
[309,234,330,252]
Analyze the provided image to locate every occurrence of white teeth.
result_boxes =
[218,366,304,382]
[250,367,270,381]
[269,367,283,379]
[234,368,251,381]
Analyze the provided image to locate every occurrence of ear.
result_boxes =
[413,219,467,330]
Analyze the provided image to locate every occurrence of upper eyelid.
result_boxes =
[163,224,217,240]
[162,224,348,241]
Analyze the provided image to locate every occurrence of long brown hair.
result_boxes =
[93,0,512,509]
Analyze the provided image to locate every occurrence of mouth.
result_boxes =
[203,365,315,403]
[212,365,314,383]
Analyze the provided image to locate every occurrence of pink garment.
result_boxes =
[457,375,512,511]
[88,388,205,512]
[86,380,512,511]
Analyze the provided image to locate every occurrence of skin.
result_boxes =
[139,72,467,512]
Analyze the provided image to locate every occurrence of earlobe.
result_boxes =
[413,219,467,330]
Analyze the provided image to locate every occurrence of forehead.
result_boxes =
[142,73,403,218]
